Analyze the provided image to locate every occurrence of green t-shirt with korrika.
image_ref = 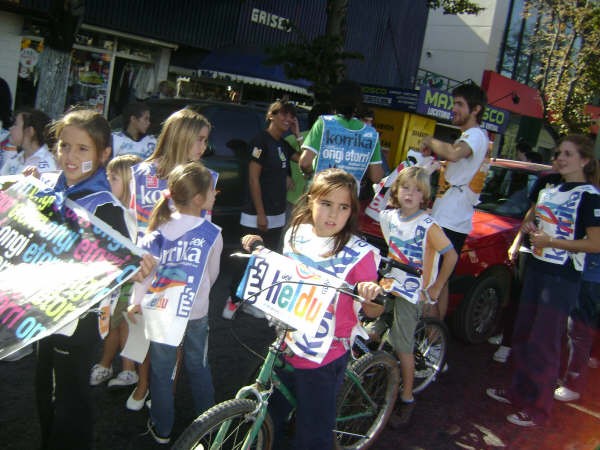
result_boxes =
[302,115,382,180]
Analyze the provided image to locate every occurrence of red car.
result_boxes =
[359,158,553,343]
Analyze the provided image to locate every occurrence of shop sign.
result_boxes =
[362,84,418,112]
[416,86,510,134]
[250,8,291,32]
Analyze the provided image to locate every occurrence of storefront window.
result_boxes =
[67,50,111,114]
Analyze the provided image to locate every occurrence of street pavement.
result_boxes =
[1,264,600,449]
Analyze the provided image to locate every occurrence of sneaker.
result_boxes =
[126,388,149,411]
[506,411,536,427]
[89,364,113,386]
[108,370,139,388]
[589,357,599,369]
[414,367,434,378]
[487,334,503,345]
[493,345,511,363]
[242,303,266,319]
[554,385,580,402]
[2,345,33,361]
[486,387,511,404]
[222,296,241,319]
[388,399,416,429]
[146,418,170,444]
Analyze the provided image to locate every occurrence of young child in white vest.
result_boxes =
[370,166,457,426]
[128,161,221,444]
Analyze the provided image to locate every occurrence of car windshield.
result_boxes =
[476,166,539,218]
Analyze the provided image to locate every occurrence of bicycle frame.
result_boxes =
[189,250,398,450]
[207,324,389,450]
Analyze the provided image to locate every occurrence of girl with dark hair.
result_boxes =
[35,109,154,449]
[242,168,383,449]
[1,108,56,176]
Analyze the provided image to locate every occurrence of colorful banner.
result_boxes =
[236,248,345,336]
[0,176,143,360]
[416,85,511,134]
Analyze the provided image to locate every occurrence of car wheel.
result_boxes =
[451,275,503,344]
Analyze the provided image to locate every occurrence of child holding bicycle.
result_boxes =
[128,161,221,445]
[370,166,457,425]
[243,168,383,450]
[34,109,155,450]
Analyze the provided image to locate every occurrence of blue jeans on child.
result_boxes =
[269,352,349,450]
[150,316,214,437]
[509,263,579,424]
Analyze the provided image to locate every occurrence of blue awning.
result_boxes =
[197,46,311,95]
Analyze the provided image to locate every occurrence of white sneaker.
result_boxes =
[222,296,241,319]
[126,388,149,411]
[493,345,511,363]
[89,364,113,386]
[108,370,139,388]
[242,303,266,319]
[487,334,503,345]
[554,385,580,402]
[507,411,537,427]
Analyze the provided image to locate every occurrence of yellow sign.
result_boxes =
[371,108,436,167]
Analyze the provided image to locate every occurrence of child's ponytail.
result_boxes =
[146,161,213,232]
[147,191,172,231]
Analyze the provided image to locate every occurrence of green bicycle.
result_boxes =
[171,270,401,450]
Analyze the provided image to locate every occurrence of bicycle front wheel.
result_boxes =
[171,398,274,450]
[335,351,400,449]
[412,317,448,394]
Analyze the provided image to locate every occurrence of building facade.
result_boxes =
[0,0,429,121]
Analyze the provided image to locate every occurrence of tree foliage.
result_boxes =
[426,0,484,15]
[524,0,600,134]
[265,0,484,104]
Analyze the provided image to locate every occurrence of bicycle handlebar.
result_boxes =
[378,256,422,277]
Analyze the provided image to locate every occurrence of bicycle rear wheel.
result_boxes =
[335,351,400,449]
[171,398,274,450]
[412,317,448,394]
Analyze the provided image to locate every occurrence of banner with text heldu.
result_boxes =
[236,249,345,336]
[0,176,143,360]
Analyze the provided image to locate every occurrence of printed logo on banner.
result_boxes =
[236,249,344,336]
[0,176,143,360]
[140,221,220,347]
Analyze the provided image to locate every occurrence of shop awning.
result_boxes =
[197,45,312,95]
[482,70,544,119]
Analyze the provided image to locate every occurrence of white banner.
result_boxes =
[236,249,346,335]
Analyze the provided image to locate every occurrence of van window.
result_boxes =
[203,107,264,157]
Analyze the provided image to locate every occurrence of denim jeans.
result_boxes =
[564,280,600,391]
[510,263,579,424]
[269,353,349,450]
[150,316,214,437]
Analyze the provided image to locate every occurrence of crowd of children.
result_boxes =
[1,84,600,450]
